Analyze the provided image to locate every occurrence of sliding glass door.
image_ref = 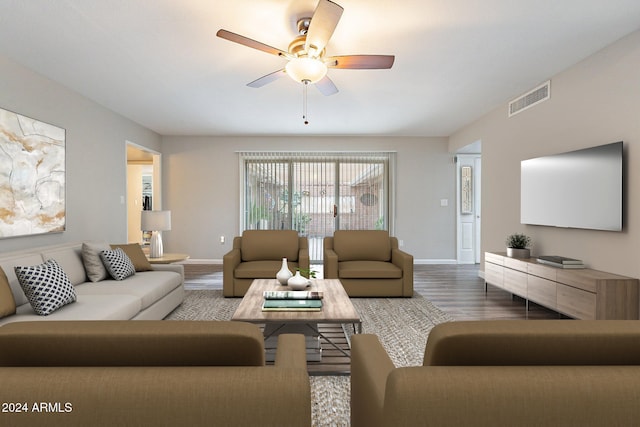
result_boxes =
[241,152,393,262]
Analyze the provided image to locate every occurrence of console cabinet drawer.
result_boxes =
[504,257,528,273]
[504,268,527,296]
[528,275,556,309]
[528,263,557,281]
[485,262,504,287]
[485,252,504,266]
[557,283,596,320]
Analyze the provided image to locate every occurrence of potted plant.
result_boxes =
[298,267,317,279]
[505,233,531,258]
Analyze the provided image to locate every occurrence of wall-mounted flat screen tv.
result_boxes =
[520,141,622,231]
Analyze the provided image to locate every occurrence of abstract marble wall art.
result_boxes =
[0,108,66,238]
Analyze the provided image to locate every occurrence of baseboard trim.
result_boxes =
[183,258,223,265]
[183,258,464,265]
[414,259,458,265]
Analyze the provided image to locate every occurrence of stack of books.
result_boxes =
[536,255,585,269]
[261,290,324,312]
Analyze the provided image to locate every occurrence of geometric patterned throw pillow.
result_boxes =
[100,248,136,281]
[14,259,77,316]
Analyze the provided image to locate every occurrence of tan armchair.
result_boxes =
[223,230,309,297]
[323,230,413,297]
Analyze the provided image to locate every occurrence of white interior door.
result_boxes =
[456,154,481,264]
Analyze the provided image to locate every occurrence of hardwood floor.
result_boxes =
[182,263,561,320]
[414,264,560,320]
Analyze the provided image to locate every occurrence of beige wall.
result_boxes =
[0,54,161,252]
[450,30,640,278]
[160,136,457,261]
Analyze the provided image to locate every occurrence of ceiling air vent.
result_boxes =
[508,80,551,117]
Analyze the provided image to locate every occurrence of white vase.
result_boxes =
[288,271,310,291]
[276,258,292,285]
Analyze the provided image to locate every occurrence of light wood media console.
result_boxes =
[484,252,639,319]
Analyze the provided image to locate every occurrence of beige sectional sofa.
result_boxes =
[0,242,184,325]
[0,320,311,427]
[352,320,640,427]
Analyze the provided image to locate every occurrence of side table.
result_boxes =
[147,253,190,264]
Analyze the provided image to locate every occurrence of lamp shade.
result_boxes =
[141,210,171,231]
[285,57,328,84]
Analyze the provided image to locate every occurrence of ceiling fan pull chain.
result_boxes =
[303,79,309,125]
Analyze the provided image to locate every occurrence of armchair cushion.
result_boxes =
[241,230,300,262]
[333,230,391,261]
[339,261,402,279]
[235,260,301,279]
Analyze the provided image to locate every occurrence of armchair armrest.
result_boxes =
[223,247,242,297]
[351,334,396,427]
[298,247,310,272]
[274,333,307,370]
[391,248,414,297]
[323,248,339,279]
[323,237,338,278]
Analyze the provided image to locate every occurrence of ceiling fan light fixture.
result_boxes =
[285,57,328,84]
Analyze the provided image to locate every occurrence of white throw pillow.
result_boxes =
[14,259,77,316]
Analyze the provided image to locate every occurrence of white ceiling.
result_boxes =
[1,1,639,137]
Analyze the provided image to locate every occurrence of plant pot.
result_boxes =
[507,248,530,258]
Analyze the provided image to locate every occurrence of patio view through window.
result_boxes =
[240,152,395,262]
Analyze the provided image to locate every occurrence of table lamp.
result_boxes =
[141,210,171,258]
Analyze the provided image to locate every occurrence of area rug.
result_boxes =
[166,290,453,427]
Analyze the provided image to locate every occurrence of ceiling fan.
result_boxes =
[217,0,395,120]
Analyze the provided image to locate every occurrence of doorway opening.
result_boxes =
[126,142,161,244]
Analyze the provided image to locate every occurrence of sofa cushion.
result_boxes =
[235,260,300,279]
[241,230,299,262]
[41,245,87,286]
[333,230,391,262]
[75,271,182,310]
[338,261,402,279]
[0,266,16,318]
[82,241,111,282]
[0,294,142,326]
[14,259,77,316]
[100,248,136,281]
[110,243,152,272]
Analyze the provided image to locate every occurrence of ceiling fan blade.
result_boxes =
[305,0,344,54]
[217,29,287,57]
[247,69,287,88]
[315,75,339,96]
[326,55,395,69]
